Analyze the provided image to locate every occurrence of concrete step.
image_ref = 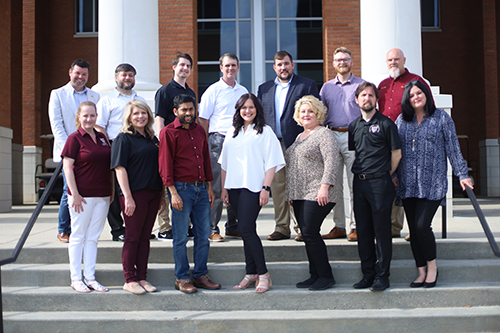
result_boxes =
[4,306,500,333]
[2,259,500,287]
[2,239,498,264]
[3,285,500,312]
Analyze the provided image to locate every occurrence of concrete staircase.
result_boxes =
[1,236,500,332]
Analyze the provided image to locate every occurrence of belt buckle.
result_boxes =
[195,180,202,186]
[359,174,367,180]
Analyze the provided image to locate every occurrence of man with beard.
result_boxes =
[349,82,401,291]
[257,51,319,241]
[320,47,364,242]
[154,53,197,241]
[378,48,432,238]
[48,59,100,243]
[96,63,147,241]
[199,54,248,242]
[159,94,221,294]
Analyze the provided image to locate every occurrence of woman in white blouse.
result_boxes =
[220,93,285,293]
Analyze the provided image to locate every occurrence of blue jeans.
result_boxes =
[169,182,211,280]
[58,170,71,234]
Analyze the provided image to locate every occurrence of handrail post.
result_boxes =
[0,267,4,333]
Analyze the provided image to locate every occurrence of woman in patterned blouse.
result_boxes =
[285,95,340,291]
[395,80,473,288]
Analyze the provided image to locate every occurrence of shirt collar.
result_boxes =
[113,88,137,98]
[170,78,190,90]
[77,126,94,137]
[333,72,354,85]
[393,68,411,81]
[73,86,88,95]
[275,74,294,88]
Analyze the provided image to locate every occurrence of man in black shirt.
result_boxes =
[348,82,401,291]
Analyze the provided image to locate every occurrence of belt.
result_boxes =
[185,181,205,186]
[356,173,386,180]
[327,126,348,132]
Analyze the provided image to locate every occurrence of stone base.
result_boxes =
[12,143,23,205]
[23,146,42,204]
[479,139,500,196]
[0,126,13,212]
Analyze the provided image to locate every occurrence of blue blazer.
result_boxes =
[257,75,319,149]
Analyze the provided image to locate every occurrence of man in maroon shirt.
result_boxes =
[158,94,220,294]
[378,48,432,238]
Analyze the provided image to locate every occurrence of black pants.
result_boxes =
[353,173,394,280]
[402,198,441,267]
[228,189,267,275]
[293,200,335,280]
[108,173,126,238]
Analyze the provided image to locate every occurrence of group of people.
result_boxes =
[48,46,472,295]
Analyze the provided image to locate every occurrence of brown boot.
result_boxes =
[322,227,346,239]
[347,229,358,242]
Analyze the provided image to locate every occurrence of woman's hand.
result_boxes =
[460,178,474,191]
[316,184,330,206]
[221,188,230,207]
[71,194,87,214]
[123,195,136,216]
[392,176,398,189]
[260,189,270,206]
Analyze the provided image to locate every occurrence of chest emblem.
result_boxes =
[100,138,108,146]
[369,124,380,133]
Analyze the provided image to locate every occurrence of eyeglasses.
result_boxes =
[334,58,351,63]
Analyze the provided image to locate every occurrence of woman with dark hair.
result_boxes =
[219,93,285,293]
[395,80,473,288]
[285,95,340,291]
[111,100,164,295]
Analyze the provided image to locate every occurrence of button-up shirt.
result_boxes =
[320,73,364,128]
[158,118,213,186]
[73,87,88,109]
[274,76,293,138]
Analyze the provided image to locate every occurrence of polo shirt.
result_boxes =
[96,89,147,140]
[320,73,364,128]
[154,79,196,126]
[198,78,248,135]
[158,118,213,186]
[111,131,163,195]
[349,110,401,175]
[378,69,432,122]
[61,127,112,197]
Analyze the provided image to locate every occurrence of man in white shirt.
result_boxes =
[95,63,147,241]
[198,53,248,242]
[48,59,100,243]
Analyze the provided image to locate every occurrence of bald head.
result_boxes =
[386,48,406,78]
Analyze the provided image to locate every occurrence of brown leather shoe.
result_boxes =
[192,275,221,290]
[266,231,290,240]
[294,233,304,242]
[175,279,198,294]
[209,232,224,242]
[404,234,411,242]
[347,229,358,242]
[57,232,69,243]
[225,231,242,239]
[322,227,346,239]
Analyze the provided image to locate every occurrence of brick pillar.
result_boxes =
[158,0,198,96]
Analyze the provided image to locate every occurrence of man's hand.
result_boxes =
[170,193,183,211]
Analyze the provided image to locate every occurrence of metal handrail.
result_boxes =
[0,161,63,332]
[465,186,500,258]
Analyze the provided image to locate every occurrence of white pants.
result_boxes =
[68,196,110,281]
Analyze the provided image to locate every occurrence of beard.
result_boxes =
[389,67,400,79]
[360,102,375,112]
[334,65,351,75]
[179,114,193,124]
[277,70,292,81]
[117,80,135,91]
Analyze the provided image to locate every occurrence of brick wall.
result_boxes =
[158,0,198,96]
[0,1,11,129]
[11,0,23,144]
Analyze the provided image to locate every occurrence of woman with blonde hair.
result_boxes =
[111,100,164,295]
[286,95,340,290]
[62,101,112,293]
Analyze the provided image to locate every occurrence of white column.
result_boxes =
[360,0,423,84]
[23,146,42,204]
[0,126,13,211]
[92,0,161,107]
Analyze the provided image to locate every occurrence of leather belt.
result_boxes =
[327,126,348,132]
[356,173,386,180]
[185,181,205,186]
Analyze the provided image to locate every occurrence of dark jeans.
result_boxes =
[353,173,394,280]
[120,188,160,283]
[209,133,238,234]
[293,200,335,280]
[402,198,442,267]
[228,189,267,275]
[57,170,71,234]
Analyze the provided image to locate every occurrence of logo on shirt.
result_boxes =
[100,138,108,146]
[369,124,380,133]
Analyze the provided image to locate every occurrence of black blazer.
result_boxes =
[257,75,319,149]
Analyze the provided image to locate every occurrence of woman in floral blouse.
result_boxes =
[285,95,340,291]
[395,80,473,288]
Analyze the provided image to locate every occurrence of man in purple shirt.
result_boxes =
[320,47,365,242]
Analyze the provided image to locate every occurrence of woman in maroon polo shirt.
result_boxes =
[62,101,112,293]
[111,100,164,295]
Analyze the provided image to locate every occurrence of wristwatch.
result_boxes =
[262,186,271,192]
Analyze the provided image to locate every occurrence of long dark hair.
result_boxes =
[401,80,436,122]
[232,93,266,138]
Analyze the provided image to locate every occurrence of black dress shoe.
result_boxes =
[410,281,424,288]
[308,277,336,291]
[370,278,390,291]
[296,276,318,288]
[353,277,374,289]
[113,234,125,242]
[424,270,438,288]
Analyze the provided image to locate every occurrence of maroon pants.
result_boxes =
[120,188,160,283]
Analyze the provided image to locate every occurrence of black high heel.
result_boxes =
[410,281,424,288]
[424,270,439,288]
